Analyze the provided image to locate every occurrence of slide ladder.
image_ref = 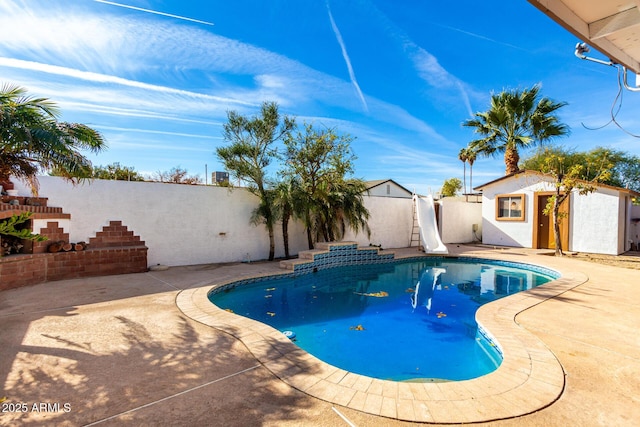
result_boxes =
[413,194,448,254]
[409,198,421,248]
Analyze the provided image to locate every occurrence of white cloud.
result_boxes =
[407,46,474,117]
[0,58,254,106]
[0,1,440,135]
[357,1,477,117]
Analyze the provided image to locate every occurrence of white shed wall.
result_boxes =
[479,172,633,255]
[570,188,620,255]
[631,204,640,249]
[480,175,556,248]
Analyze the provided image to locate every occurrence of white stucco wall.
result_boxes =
[14,177,309,266]
[342,196,413,248]
[13,177,414,266]
[438,198,483,244]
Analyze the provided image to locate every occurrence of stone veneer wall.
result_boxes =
[0,220,147,291]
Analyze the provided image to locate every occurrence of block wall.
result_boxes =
[0,220,147,291]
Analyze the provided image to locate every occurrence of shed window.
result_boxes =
[386,184,390,195]
[496,194,525,221]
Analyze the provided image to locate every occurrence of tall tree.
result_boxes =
[522,146,639,191]
[0,83,106,194]
[441,177,462,197]
[522,147,613,256]
[463,84,569,175]
[282,123,369,249]
[458,148,468,194]
[217,101,295,261]
[466,148,477,192]
[272,177,302,259]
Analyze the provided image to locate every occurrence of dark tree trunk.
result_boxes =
[282,210,290,259]
[306,227,313,250]
[304,211,314,249]
[267,225,275,261]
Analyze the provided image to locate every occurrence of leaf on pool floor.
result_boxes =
[354,291,389,297]
[349,324,365,331]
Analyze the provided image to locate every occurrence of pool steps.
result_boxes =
[279,241,395,273]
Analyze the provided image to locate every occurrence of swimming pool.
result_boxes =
[209,257,557,382]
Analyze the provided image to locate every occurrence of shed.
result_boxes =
[474,170,640,255]
[364,179,413,198]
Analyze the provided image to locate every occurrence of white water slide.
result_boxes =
[413,195,448,254]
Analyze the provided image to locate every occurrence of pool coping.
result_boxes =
[176,252,585,423]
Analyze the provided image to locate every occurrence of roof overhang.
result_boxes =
[364,179,413,195]
[528,0,640,74]
[474,170,640,197]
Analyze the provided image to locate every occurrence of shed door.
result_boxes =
[534,193,569,250]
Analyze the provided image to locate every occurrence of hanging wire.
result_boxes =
[611,66,640,137]
[581,64,640,138]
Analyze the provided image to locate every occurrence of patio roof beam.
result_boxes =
[589,6,640,40]
[528,0,640,74]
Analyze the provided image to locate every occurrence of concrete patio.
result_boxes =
[1,245,639,426]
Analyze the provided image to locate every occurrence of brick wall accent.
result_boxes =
[89,221,145,248]
[33,221,70,254]
[0,220,148,291]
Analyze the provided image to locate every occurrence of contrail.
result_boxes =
[94,0,214,26]
[326,1,368,112]
[431,22,526,51]
[455,80,474,117]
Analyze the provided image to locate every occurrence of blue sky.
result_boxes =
[2,0,640,195]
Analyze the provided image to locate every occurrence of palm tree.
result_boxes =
[458,148,468,194]
[1,83,106,194]
[315,179,370,243]
[272,178,303,259]
[466,148,477,192]
[332,179,370,241]
[463,85,569,175]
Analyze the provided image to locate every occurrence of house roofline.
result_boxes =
[364,179,413,195]
[474,170,640,197]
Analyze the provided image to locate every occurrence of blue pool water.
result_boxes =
[209,258,557,382]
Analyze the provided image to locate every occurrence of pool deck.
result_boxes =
[2,245,639,426]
